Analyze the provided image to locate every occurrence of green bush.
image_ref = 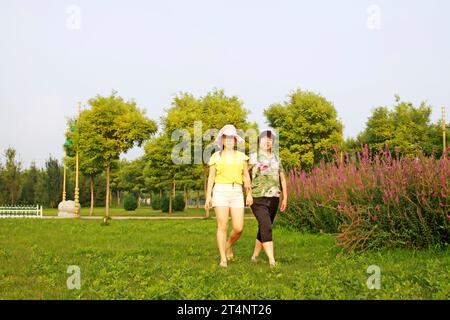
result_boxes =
[123,193,138,211]
[161,195,169,213]
[151,196,161,210]
[161,194,185,212]
[173,193,186,212]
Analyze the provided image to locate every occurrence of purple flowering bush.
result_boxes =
[280,145,450,252]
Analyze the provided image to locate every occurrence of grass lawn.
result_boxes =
[43,206,254,217]
[0,218,448,299]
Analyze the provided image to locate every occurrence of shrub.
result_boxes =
[279,145,450,252]
[173,193,186,212]
[161,193,186,212]
[151,196,161,210]
[161,195,169,213]
[123,193,138,211]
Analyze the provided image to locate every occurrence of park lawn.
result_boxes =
[43,207,254,217]
[0,218,448,300]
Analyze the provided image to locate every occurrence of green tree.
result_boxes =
[45,156,62,208]
[2,148,23,205]
[391,99,432,156]
[65,117,105,215]
[0,160,6,204]
[161,89,255,216]
[427,120,450,158]
[358,107,394,151]
[20,162,40,204]
[264,89,343,169]
[70,91,158,217]
[144,135,176,213]
[358,97,436,157]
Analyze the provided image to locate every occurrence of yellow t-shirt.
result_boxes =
[208,151,249,184]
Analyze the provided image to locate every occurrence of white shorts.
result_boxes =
[212,183,245,208]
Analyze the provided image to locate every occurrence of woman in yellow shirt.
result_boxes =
[205,124,253,267]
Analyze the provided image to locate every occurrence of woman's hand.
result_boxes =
[204,196,212,213]
[280,198,287,212]
[246,194,253,207]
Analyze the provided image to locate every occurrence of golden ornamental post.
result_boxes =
[74,102,81,217]
[62,149,67,202]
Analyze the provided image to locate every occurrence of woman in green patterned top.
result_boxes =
[248,130,287,267]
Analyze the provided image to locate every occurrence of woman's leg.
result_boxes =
[251,198,274,263]
[215,206,230,266]
[262,198,280,265]
[252,239,263,260]
[226,207,245,258]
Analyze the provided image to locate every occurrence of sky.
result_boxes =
[1,0,449,168]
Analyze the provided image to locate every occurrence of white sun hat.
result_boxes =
[214,124,245,145]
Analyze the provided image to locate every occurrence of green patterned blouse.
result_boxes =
[249,151,284,198]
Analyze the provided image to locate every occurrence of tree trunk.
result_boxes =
[138,193,141,208]
[196,190,200,208]
[169,180,173,214]
[183,186,186,210]
[90,176,94,216]
[184,187,188,210]
[105,165,110,218]
[159,188,162,200]
[203,166,209,218]
[117,190,120,207]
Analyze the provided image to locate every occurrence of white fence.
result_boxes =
[0,205,43,218]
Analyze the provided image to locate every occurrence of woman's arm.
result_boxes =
[279,171,288,212]
[243,161,253,206]
[204,165,216,212]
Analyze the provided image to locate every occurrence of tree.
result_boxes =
[116,158,147,207]
[71,91,158,217]
[0,159,6,204]
[2,148,22,205]
[390,99,432,156]
[358,107,394,151]
[357,97,436,157]
[20,162,40,204]
[427,120,450,158]
[264,89,343,169]
[45,156,62,208]
[161,89,255,216]
[144,135,175,213]
[65,117,105,216]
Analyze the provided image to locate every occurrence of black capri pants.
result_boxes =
[250,197,280,243]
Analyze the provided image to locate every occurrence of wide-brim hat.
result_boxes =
[214,124,245,145]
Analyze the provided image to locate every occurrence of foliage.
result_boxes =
[151,195,162,210]
[123,193,138,211]
[173,193,186,212]
[264,89,343,170]
[355,97,447,157]
[280,144,450,252]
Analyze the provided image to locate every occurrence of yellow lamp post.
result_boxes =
[74,102,81,217]
[62,149,67,202]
